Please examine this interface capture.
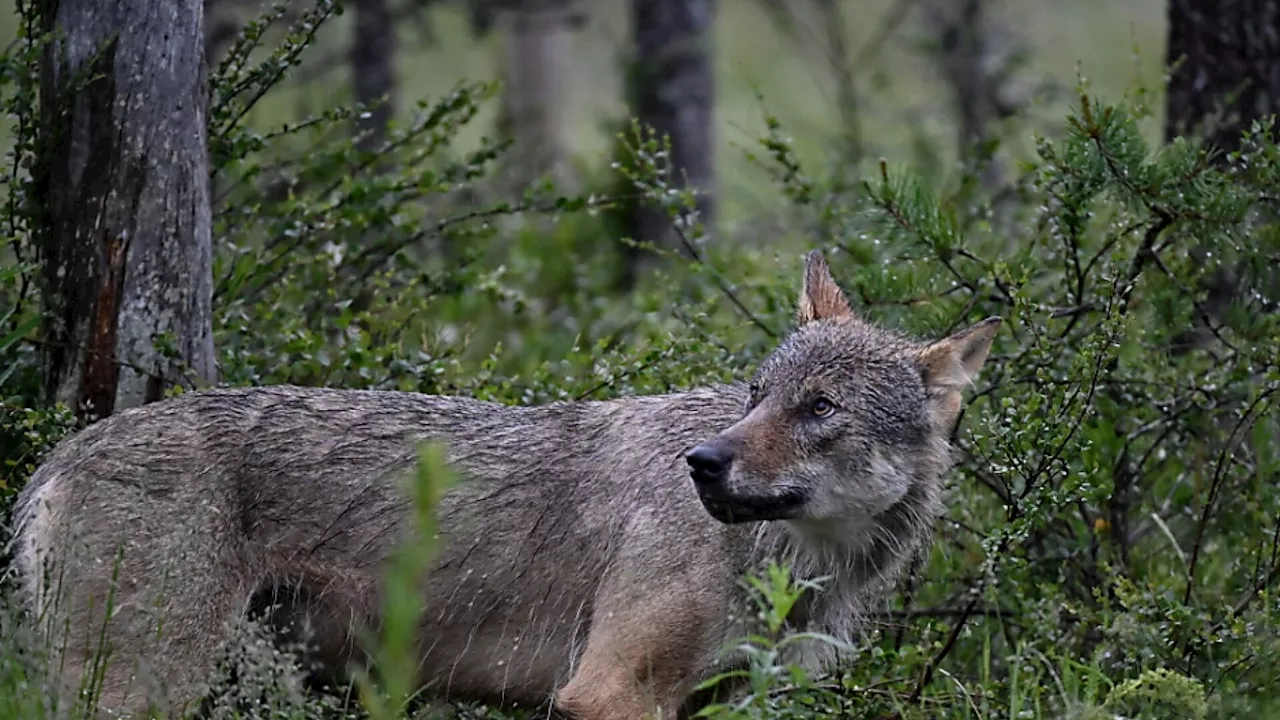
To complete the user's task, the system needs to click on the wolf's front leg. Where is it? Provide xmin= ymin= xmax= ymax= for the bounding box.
xmin=552 ymin=572 xmax=721 ymax=720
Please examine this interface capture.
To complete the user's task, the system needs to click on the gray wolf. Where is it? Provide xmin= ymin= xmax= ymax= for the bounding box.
xmin=9 ymin=250 xmax=999 ymax=719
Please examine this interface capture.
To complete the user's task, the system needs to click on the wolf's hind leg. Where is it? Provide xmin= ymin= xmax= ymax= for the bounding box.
xmin=25 ymin=493 xmax=253 ymax=718
xmin=35 ymin=558 xmax=250 ymax=719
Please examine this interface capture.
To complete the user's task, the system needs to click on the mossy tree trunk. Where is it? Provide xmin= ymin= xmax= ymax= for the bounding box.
xmin=35 ymin=0 xmax=217 ymax=422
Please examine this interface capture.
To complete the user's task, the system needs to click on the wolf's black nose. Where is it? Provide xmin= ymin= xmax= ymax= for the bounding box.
xmin=686 ymin=443 xmax=734 ymax=484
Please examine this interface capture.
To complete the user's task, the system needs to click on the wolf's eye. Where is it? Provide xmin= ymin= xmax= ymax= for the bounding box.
xmin=811 ymin=397 xmax=837 ymax=418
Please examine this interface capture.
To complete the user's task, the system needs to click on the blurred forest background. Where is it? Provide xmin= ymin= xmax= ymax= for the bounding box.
xmin=205 ymin=0 xmax=1167 ymax=221
xmin=1 ymin=0 xmax=1279 ymax=719
xmin=189 ymin=0 xmax=1167 ymax=221
xmin=0 ymin=0 xmax=1168 ymax=225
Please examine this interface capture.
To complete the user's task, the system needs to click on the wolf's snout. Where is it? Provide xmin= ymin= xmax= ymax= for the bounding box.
xmin=686 ymin=443 xmax=734 ymax=485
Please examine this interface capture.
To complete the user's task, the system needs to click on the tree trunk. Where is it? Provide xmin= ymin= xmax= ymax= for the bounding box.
xmin=924 ymin=0 xmax=1024 ymax=190
xmin=35 ymin=0 xmax=217 ymax=422
xmin=1164 ymin=0 xmax=1280 ymax=154
xmin=496 ymin=0 xmax=575 ymax=190
xmin=203 ymin=0 xmax=241 ymax=71
xmin=628 ymin=0 xmax=716 ymax=265
xmin=812 ymin=0 xmax=861 ymax=162
xmin=351 ymin=0 xmax=397 ymax=152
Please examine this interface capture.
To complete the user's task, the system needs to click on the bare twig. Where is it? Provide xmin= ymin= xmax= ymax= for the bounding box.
xmin=21 ymin=335 xmax=198 ymax=396
xmin=668 ymin=212 xmax=778 ymax=339
xmin=1183 ymin=386 xmax=1279 ymax=606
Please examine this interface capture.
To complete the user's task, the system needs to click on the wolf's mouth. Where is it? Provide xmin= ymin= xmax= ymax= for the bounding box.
xmin=695 ymin=489 xmax=808 ymax=524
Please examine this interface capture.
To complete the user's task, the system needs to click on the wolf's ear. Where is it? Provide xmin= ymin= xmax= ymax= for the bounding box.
xmin=917 ymin=317 xmax=1001 ymax=427
xmin=796 ymin=250 xmax=854 ymax=326
xmin=919 ymin=317 xmax=1001 ymax=389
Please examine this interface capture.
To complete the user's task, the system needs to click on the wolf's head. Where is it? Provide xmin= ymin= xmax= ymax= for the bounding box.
xmin=686 ymin=251 xmax=999 ymax=544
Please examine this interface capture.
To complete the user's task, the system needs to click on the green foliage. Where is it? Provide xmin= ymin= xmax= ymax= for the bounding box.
xmin=1 ymin=1 xmax=1279 ymax=719
xmin=694 ymin=565 xmax=856 ymax=720
xmin=1102 ymin=668 xmax=1207 ymax=720
xmin=791 ymin=89 xmax=1280 ymax=719
xmin=0 ymin=400 xmax=73 ymax=500
xmin=0 ymin=0 xmax=65 ymax=503
xmin=354 ymin=442 xmax=457 ymax=720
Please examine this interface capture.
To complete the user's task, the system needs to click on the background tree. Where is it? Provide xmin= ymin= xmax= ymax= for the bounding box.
xmin=923 ymin=0 xmax=1026 ymax=189
xmin=753 ymin=0 xmax=864 ymax=170
xmin=494 ymin=0 xmax=580 ymax=190
xmin=1163 ymin=0 xmax=1280 ymax=353
xmin=1164 ymin=0 xmax=1280 ymax=156
xmin=626 ymin=0 xmax=716 ymax=270
xmin=34 ymin=0 xmax=216 ymax=422
xmin=352 ymin=0 xmax=397 ymax=151
xmin=204 ymin=0 xmax=240 ymax=69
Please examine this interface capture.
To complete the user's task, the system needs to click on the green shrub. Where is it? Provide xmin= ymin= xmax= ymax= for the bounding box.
xmin=1103 ymin=668 xmax=1208 ymax=720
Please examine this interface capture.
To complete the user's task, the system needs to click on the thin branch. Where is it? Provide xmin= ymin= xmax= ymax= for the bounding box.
xmin=1183 ymin=386 xmax=1278 ymax=606
xmin=667 ymin=208 xmax=778 ymax=338
xmin=909 ymin=590 xmax=981 ymax=703
xmin=21 ymin=335 xmax=198 ymax=394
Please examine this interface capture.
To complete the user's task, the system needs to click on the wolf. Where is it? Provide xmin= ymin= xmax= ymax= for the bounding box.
xmin=8 ymin=251 xmax=999 ymax=719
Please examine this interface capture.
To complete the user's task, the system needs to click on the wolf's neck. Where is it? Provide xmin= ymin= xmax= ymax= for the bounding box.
xmin=748 ymin=524 xmax=882 ymax=636
xmin=746 ymin=490 xmax=937 ymax=643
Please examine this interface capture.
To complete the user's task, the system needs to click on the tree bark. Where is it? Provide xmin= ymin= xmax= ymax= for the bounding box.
xmin=628 ymin=0 xmax=716 ymax=263
xmin=351 ymin=0 xmax=397 ymax=152
xmin=35 ymin=0 xmax=216 ymax=422
xmin=1164 ymin=0 xmax=1280 ymax=154
xmin=496 ymin=0 xmax=575 ymax=189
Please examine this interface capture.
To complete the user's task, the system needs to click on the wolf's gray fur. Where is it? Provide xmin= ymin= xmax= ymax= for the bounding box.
xmin=9 ymin=251 xmax=999 ymax=719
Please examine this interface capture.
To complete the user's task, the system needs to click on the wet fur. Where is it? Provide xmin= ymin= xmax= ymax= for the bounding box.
xmin=8 ymin=252 xmax=997 ymax=719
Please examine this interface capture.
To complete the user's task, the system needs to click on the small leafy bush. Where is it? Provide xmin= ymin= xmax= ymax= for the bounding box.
xmin=1103 ymin=668 xmax=1207 ymax=720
